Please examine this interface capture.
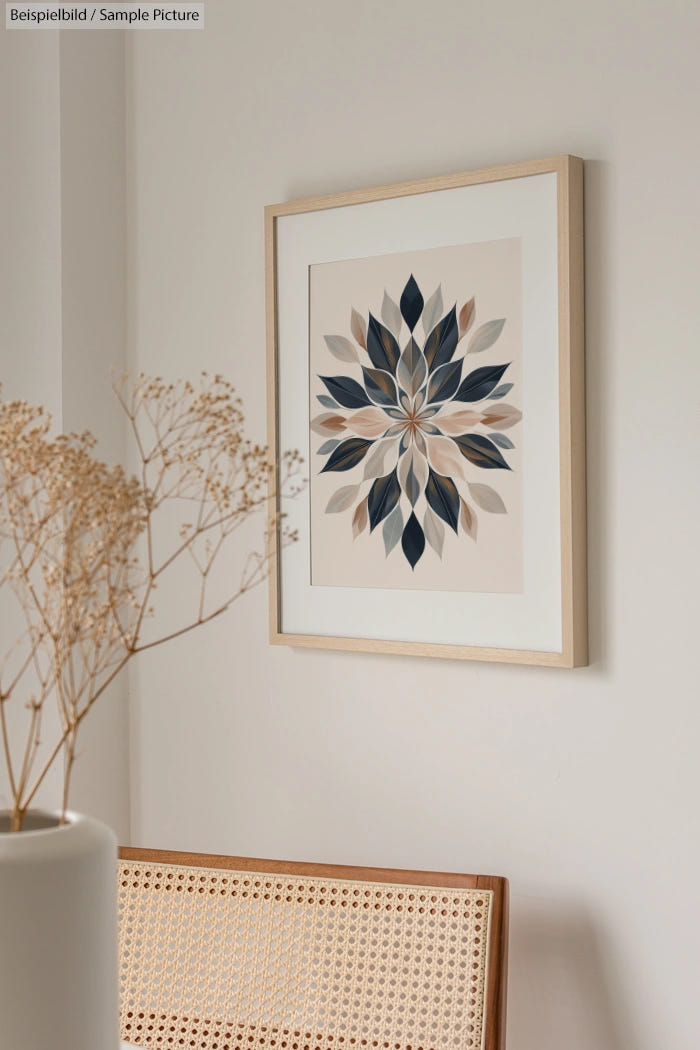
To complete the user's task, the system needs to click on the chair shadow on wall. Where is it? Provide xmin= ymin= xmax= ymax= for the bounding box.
xmin=508 ymin=899 xmax=634 ymax=1050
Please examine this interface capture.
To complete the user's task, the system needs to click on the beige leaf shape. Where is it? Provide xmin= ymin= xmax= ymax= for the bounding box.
xmin=397 ymin=447 xmax=429 ymax=498
xmin=460 ymin=498 xmax=478 ymax=540
xmin=425 ymin=434 xmax=467 ymax=480
xmin=422 ymin=285 xmax=443 ymax=337
xmin=352 ymin=495 xmax=369 ymax=537
xmin=326 ymin=484 xmax=360 ymax=514
xmin=414 ymin=429 xmax=427 ymax=457
xmin=481 ymin=403 xmax=522 ymax=430
xmin=310 ymin=412 xmax=346 ymax=436
xmin=351 ymin=308 xmax=367 ymax=350
xmin=324 ymin=334 xmax=359 ymax=364
xmin=458 ymin=297 xmax=475 ymax=338
xmin=381 ymin=291 xmax=402 ymax=340
xmin=363 ymin=437 xmax=399 ymax=480
xmin=469 ymin=482 xmax=507 ymax=514
xmin=346 ymin=407 xmax=391 ymax=439
xmin=433 ymin=408 xmax=482 ymax=435
xmin=423 ymin=506 xmax=445 ymax=557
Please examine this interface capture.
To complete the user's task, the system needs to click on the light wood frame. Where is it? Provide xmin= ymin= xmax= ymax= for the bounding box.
xmin=119 ymin=848 xmax=509 ymax=1050
xmin=266 ymin=156 xmax=586 ymax=667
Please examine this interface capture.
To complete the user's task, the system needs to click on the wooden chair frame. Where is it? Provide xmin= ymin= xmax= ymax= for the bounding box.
xmin=119 ymin=849 xmax=508 ymax=1050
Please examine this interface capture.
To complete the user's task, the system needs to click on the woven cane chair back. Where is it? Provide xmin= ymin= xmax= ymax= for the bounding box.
xmin=118 ymin=850 xmax=508 ymax=1050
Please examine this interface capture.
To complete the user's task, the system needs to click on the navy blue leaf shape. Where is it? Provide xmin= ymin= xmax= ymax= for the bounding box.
xmin=317 ymin=394 xmax=339 ymax=409
xmin=320 ymin=375 xmax=371 ymax=409
xmin=362 ymin=367 xmax=398 ymax=407
xmin=366 ymin=314 xmax=400 ymax=374
xmin=400 ymin=275 xmax=424 ymax=332
xmin=455 ymin=363 xmax=510 ymax=402
xmin=424 ymin=306 xmax=458 ymax=372
xmin=401 ymin=511 xmax=426 ymax=569
xmin=321 ymin=437 xmax=373 ymax=473
xmin=425 ymin=468 xmax=460 ymax=532
xmin=453 ymin=433 xmax=511 ymax=470
xmin=368 ymin=469 xmax=401 ymax=531
xmin=427 ymin=359 xmax=463 ymax=404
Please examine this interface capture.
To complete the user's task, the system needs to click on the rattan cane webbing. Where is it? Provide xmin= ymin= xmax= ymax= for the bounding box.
xmin=118 ymin=860 xmax=493 ymax=1050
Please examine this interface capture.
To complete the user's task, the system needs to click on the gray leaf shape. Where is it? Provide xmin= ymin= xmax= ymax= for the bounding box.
xmin=422 ymin=285 xmax=443 ymax=336
xmin=423 ymin=506 xmax=445 ymax=557
xmin=317 ymin=438 xmax=341 ymax=455
xmin=382 ymin=504 xmax=404 ymax=556
xmin=381 ymin=291 xmax=403 ymax=340
xmin=468 ymin=482 xmax=507 ymax=513
xmin=396 ymin=338 xmax=427 ymax=398
xmin=317 ymin=394 xmax=339 ymax=410
xmin=467 ymin=319 xmax=506 ymax=355
xmin=363 ymin=438 xmax=397 ymax=479
xmin=324 ymin=334 xmax=360 ymax=364
xmin=489 ymin=382 xmax=513 ymax=400
xmin=490 ymin=433 xmax=515 ymax=450
xmin=325 ymin=483 xmax=360 ymax=514
xmin=400 ymin=392 xmax=411 ymax=413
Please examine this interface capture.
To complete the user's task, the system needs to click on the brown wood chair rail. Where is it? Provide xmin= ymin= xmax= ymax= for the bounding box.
xmin=118 ymin=849 xmax=508 ymax=1050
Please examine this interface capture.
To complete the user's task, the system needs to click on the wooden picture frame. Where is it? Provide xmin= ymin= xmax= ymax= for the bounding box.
xmin=266 ymin=155 xmax=586 ymax=667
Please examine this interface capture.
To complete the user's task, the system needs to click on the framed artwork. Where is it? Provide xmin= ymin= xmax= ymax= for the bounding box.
xmin=265 ymin=155 xmax=586 ymax=667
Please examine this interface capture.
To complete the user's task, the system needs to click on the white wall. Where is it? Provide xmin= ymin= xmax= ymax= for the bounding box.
xmin=4 ymin=1 xmax=698 ymax=1048
xmin=58 ymin=32 xmax=131 ymax=838
xmin=126 ymin=3 xmax=700 ymax=1048
xmin=0 ymin=30 xmax=64 ymax=814
xmin=0 ymin=29 xmax=130 ymax=838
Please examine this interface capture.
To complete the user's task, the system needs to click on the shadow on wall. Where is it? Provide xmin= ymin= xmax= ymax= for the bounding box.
xmin=507 ymin=897 xmax=633 ymax=1050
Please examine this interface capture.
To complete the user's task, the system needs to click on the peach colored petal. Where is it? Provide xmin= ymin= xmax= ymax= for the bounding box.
xmin=434 ymin=409 xmax=483 ymax=435
xmin=310 ymin=412 xmax=347 ymax=436
xmin=425 ymin=434 xmax=468 ymax=480
xmin=481 ymin=403 xmax=522 ymax=430
xmin=458 ymin=298 xmax=475 ymax=338
xmin=346 ymin=407 xmax=392 ymax=439
xmin=460 ymin=498 xmax=478 ymax=540
xmin=352 ymin=495 xmax=368 ymax=537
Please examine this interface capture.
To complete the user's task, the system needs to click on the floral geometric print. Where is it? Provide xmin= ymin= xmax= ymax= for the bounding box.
xmin=311 ymin=272 xmax=522 ymax=572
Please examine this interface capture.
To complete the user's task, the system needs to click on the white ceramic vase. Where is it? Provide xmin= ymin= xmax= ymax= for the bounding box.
xmin=0 ymin=809 xmax=119 ymax=1050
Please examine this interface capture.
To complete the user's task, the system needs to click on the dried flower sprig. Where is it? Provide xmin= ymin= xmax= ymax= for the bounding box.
xmin=0 ymin=374 xmax=304 ymax=831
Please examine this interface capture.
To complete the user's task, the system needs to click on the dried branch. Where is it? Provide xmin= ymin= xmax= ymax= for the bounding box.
xmin=0 ymin=374 xmax=304 ymax=831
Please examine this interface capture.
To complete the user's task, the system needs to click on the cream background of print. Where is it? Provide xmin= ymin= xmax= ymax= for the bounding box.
xmin=118 ymin=861 xmax=493 ymax=1050
xmin=308 ymin=239 xmax=523 ymax=595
